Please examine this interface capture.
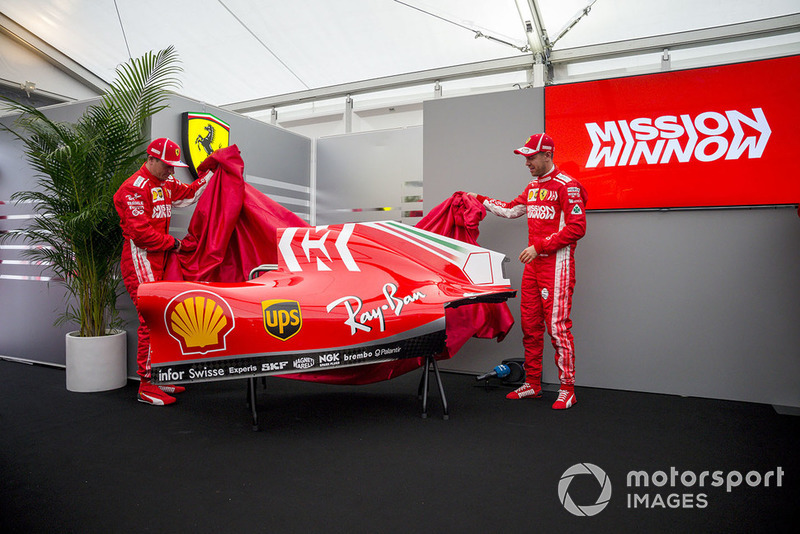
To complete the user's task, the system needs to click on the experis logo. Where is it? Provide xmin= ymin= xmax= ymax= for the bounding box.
xmin=585 ymin=108 xmax=771 ymax=168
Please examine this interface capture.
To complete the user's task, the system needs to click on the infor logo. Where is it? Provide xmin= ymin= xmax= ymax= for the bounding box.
xmin=558 ymin=463 xmax=612 ymax=516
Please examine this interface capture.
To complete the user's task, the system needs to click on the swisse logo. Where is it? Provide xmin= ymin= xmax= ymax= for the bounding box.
xmin=262 ymin=299 xmax=302 ymax=341
xmin=585 ymin=108 xmax=771 ymax=168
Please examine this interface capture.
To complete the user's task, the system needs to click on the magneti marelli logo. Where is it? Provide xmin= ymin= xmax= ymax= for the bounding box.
xmin=558 ymin=463 xmax=612 ymax=516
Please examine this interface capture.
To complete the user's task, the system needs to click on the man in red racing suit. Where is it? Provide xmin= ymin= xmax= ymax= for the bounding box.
xmin=113 ymin=137 xmax=208 ymax=406
xmin=470 ymin=133 xmax=587 ymax=410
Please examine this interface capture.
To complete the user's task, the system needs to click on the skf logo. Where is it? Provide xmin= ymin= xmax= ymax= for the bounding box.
xmin=181 ymin=112 xmax=231 ymax=179
xmin=585 ymin=108 xmax=770 ymax=168
xmin=151 ymin=187 xmax=164 ymax=202
xmin=165 ymin=291 xmax=235 ymax=355
xmin=262 ymin=299 xmax=302 ymax=341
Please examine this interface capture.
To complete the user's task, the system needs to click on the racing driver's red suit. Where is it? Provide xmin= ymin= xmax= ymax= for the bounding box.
xmin=476 ymin=164 xmax=587 ymax=389
xmin=113 ymin=165 xmax=207 ymax=380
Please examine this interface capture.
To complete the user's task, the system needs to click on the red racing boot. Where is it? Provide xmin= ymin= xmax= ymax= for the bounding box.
xmin=158 ymin=384 xmax=186 ymax=394
xmin=138 ymin=381 xmax=176 ymax=406
xmin=552 ymin=387 xmax=576 ymax=410
xmin=506 ymin=382 xmax=543 ymax=399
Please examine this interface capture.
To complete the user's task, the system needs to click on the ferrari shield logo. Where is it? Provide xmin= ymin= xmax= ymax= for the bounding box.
xmin=181 ymin=112 xmax=231 ymax=179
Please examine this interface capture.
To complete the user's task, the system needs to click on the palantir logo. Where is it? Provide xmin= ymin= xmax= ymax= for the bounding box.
xmin=558 ymin=463 xmax=612 ymax=516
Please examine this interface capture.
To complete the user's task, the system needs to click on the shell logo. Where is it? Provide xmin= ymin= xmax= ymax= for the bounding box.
xmin=164 ymin=291 xmax=235 ymax=355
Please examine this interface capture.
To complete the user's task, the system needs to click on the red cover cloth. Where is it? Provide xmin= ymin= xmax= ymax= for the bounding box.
xmin=416 ymin=191 xmax=515 ymax=355
xmin=164 ymin=145 xmax=307 ymax=281
xmin=167 ymin=146 xmax=514 ymax=384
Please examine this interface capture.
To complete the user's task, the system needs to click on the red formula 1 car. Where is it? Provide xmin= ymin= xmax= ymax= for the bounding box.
xmin=137 ymin=220 xmax=515 ymax=390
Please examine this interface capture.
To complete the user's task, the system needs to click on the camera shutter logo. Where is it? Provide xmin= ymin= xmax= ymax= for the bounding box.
xmin=558 ymin=463 xmax=612 ymax=516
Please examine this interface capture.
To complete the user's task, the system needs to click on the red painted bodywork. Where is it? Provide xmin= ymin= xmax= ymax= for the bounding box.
xmin=137 ymin=220 xmax=515 ymax=384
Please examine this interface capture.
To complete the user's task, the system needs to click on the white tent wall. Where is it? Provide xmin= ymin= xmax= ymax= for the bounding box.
xmin=0 ymin=31 xmax=99 ymax=103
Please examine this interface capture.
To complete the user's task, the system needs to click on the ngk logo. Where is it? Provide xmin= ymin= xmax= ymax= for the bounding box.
xmin=585 ymin=108 xmax=771 ymax=168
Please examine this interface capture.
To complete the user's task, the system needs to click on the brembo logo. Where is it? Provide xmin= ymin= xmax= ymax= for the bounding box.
xmin=585 ymin=108 xmax=771 ymax=168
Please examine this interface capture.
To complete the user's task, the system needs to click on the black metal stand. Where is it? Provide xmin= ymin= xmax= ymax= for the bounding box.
xmin=246 ymin=377 xmax=259 ymax=431
xmin=417 ymin=353 xmax=449 ymax=420
xmin=245 ymin=354 xmax=451 ymax=429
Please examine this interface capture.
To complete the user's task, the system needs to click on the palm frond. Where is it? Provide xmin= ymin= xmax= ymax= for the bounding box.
xmin=0 ymin=47 xmax=182 ymax=336
xmin=102 ymin=45 xmax=183 ymax=134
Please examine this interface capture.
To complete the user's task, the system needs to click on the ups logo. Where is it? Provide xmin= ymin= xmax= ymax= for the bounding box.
xmin=262 ymin=299 xmax=302 ymax=341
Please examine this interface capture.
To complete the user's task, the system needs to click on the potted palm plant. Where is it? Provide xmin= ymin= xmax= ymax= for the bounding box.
xmin=1 ymin=46 xmax=183 ymax=391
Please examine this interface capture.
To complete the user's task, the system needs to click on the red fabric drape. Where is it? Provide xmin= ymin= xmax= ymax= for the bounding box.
xmin=164 ymin=145 xmax=307 ymax=282
xmin=416 ymin=191 xmax=515 ymax=355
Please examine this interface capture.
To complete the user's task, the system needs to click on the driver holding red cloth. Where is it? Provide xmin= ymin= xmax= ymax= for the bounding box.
xmin=469 ymin=133 xmax=587 ymax=409
xmin=114 ymin=138 xmax=208 ymax=406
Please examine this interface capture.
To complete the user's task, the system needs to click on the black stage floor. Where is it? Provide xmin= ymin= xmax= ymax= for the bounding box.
xmin=1 ymin=359 xmax=797 ymax=533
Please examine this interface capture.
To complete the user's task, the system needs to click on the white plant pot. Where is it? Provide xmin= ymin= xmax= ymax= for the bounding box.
xmin=66 ymin=329 xmax=128 ymax=392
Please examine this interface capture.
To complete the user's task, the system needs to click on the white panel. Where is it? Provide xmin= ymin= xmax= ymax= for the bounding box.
xmin=316 ymin=127 xmax=423 ymax=226
xmin=572 ymin=208 xmax=800 ymax=408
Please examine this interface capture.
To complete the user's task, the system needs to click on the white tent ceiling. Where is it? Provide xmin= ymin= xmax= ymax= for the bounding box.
xmin=1 ymin=0 xmax=799 ymax=108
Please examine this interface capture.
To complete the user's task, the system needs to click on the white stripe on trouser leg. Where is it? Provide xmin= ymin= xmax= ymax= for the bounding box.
xmin=146 ymin=345 xmax=152 ymax=380
xmin=551 ymin=246 xmax=574 ymax=384
xmin=130 ymin=240 xmax=155 ymax=284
